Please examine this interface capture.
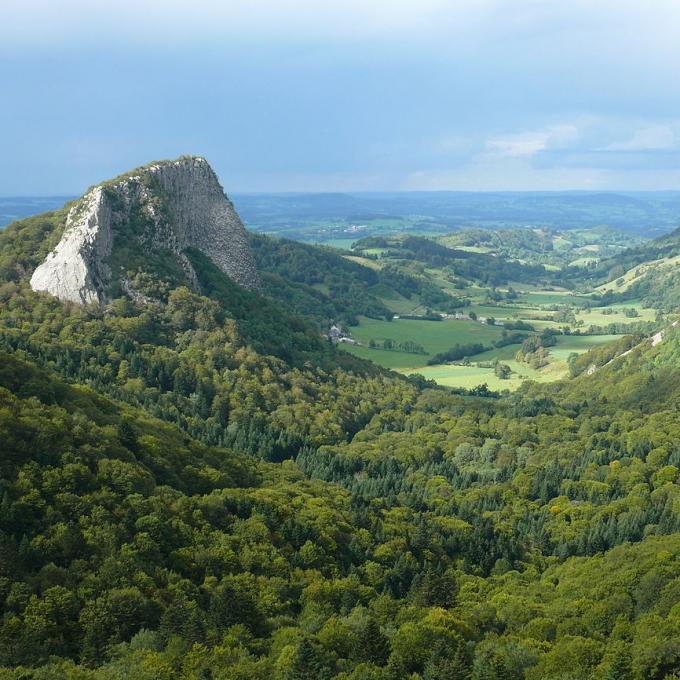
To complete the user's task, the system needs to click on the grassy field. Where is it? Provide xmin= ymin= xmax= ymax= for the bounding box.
xmin=401 ymin=362 xmax=551 ymax=391
xmin=343 ymin=319 xmax=624 ymax=392
xmin=514 ymin=291 xmax=592 ymax=306
xmin=343 ymin=255 xmax=382 ymax=271
xmin=394 ymin=333 xmax=620 ymax=391
xmin=340 ymin=344 xmax=429 ymax=369
xmin=466 ymin=302 xmax=550 ymax=321
xmin=315 ymin=238 xmax=357 ymax=250
xmin=549 ymin=334 xmax=619 ymax=361
xmin=334 ymin=250 xmax=659 ymax=392
xmin=575 ymin=303 xmax=656 ymax=327
xmin=349 ymin=316 xmax=506 ymax=355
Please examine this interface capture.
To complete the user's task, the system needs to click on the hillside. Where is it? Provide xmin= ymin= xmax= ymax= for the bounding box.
xmin=438 ymin=226 xmax=647 ymax=268
xmin=3 ymin=314 xmax=680 ymax=677
xmin=1 ymin=159 xmax=680 ymax=678
xmin=568 ymin=227 xmax=680 ymax=311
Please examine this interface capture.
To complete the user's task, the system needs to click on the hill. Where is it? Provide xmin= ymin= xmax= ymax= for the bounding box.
xmin=567 ymin=227 xmax=680 ymax=311
xmin=28 ymin=156 xmax=259 ymax=304
xmin=438 ymin=226 xmax=647 ymax=268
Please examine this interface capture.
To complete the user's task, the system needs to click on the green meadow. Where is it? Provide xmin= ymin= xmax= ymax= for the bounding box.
xmin=348 ymin=316 xmax=506 ymax=355
xmin=341 ymin=304 xmax=635 ymax=391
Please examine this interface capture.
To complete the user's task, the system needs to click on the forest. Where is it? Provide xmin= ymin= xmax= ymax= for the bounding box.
xmin=1 ymin=204 xmax=680 ymax=679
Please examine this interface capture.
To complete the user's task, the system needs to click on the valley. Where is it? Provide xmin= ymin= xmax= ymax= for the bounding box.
xmin=291 ymin=232 xmax=664 ymax=391
xmin=7 ymin=2 xmax=680 ymax=676
xmin=2 ymin=158 xmax=680 ymax=679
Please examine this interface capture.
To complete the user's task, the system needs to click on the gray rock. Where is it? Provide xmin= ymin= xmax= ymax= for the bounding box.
xmin=30 ymin=156 xmax=259 ymax=304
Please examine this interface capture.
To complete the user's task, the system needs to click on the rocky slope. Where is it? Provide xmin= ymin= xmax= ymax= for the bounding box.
xmin=30 ymin=156 xmax=259 ymax=303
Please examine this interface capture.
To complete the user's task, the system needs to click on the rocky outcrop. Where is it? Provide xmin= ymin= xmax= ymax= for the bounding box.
xmin=30 ymin=156 xmax=259 ymax=304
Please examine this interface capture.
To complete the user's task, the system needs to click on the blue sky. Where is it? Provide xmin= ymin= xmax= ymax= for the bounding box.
xmin=2 ymin=0 xmax=680 ymax=194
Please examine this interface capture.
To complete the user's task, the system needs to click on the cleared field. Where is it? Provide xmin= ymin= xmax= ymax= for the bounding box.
xmin=575 ymin=304 xmax=656 ymax=327
xmin=400 ymin=360 xmax=554 ymax=391
xmin=568 ymin=257 xmax=599 ymax=267
xmin=341 ymin=316 xmax=509 ymax=370
xmin=395 ymin=334 xmax=620 ymax=391
xmin=343 ymin=255 xmax=382 ymax=271
xmin=369 ymin=285 xmax=423 ymax=314
xmin=379 ymin=297 xmax=425 ymax=315
xmin=349 ymin=316 xmax=506 ymax=355
xmin=549 ymin=334 xmax=619 ymax=361
xmin=310 ymin=238 xmax=356 ymax=249
xmin=515 ymin=291 xmax=592 ymax=306
xmin=340 ymin=344 xmax=428 ymax=369
xmin=467 ymin=302 xmax=545 ymax=320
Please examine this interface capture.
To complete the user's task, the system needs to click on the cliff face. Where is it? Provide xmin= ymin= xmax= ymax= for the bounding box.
xmin=30 ymin=156 xmax=259 ymax=304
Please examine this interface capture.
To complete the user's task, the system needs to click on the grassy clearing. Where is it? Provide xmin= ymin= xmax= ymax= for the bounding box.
xmin=467 ymin=302 xmax=543 ymax=320
xmin=342 ymin=255 xmax=382 ymax=271
xmin=575 ymin=304 xmax=656 ymax=327
xmin=514 ymin=291 xmax=592 ymax=306
xmin=400 ymin=361 xmax=553 ymax=391
xmin=396 ymin=333 xmax=621 ymax=392
xmin=316 ymin=238 xmax=357 ymax=250
xmin=549 ymin=334 xmax=620 ymax=361
xmin=568 ymin=257 xmax=599 ymax=267
xmin=349 ymin=316 xmax=506 ymax=355
xmin=341 ymin=316 xmax=510 ymax=371
xmin=378 ymin=295 xmax=424 ymax=315
xmin=340 ymin=344 xmax=429 ymax=369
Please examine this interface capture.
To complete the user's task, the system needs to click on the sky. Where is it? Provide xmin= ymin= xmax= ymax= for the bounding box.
xmin=2 ymin=0 xmax=680 ymax=194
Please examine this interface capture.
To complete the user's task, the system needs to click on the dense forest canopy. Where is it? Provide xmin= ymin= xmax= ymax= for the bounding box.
xmin=1 ymin=205 xmax=680 ymax=679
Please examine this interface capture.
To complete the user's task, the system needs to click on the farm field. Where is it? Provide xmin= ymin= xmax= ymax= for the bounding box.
xmin=323 ymin=230 xmax=662 ymax=392
xmin=548 ymin=333 xmax=619 ymax=361
xmin=341 ymin=302 xmax=635 ymax=391
xmin=340 ymin=344 xmax=429 ymax=369
xmin=348 ymin=316 xmax=506 ymax=356
xmin=396 ymin=334 xmax=620 ymax=391
xmin=514 ymin=290 xmax=592 ymax=306
xmin=401 ymin=362 xmax=550 ymax=391
xmin=575 ymin=304 xmax=657 ymax=327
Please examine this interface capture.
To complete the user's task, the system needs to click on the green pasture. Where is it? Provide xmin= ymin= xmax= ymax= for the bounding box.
xmin=514 ymin=290 xmax=592 ymax=306
xmin=575 ymin=304 xmax=656 ymax=326
xmin=340 ymin=344 xmax=429 ymax=369
xmin=400 ymin=360 xmax=554 ymax=391
xmin=349 ymin=316 xmax=506 ymax=355
xmin=549 ymin=334 xmax=619 ymax=361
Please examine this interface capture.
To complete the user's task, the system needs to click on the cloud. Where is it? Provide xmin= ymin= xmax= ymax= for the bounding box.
xmin=400 ymin=158 xmax=609 ymax=191
xmin=485 ymin=124 xmax=580 ymax=158
xmin=4 ymin=1 xmax=680 ymax=192
xmin=0 ymin=0 xmax=501 ymax=48
xmin=3 ymin=0 xmax=680 ymax=50
xmin=605 ymin=125 xmax=678 ymax=151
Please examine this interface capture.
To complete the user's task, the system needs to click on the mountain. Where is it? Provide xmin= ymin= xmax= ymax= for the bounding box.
xmin=29 ymin=156 xmax=259 ymax=304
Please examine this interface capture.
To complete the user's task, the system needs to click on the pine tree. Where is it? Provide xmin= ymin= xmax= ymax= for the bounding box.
xmin=424 ymin=641 xmax=471 ymax=680
xmin=355 ymin=618 xmax=389 ymax=666
xmin=604 ymin=649 xmax=633 ymax=680
xmin=288 ymin=637 xmax=324 ymax=680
